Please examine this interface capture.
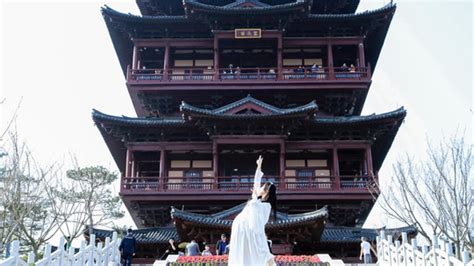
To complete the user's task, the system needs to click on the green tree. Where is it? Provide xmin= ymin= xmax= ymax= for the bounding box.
xmin=65 ymin=166 xmax=124 ymax=236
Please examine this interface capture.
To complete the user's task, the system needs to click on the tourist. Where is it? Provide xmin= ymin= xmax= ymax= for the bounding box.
xmin=163 ymin=238 xmax=179 ymax=258
xmin=119 ymin=228 xmax=137 ymax=266
xmin=311 ymin=63 xmax=318 ymax=73
xmin=216 ymin=234 xmax=228 ymax=255
xmin=359 ymin=237 xmax=377 ymax=264
xmin=64 ymin=236 xmax=71 ymax=251
xmin=186 ymin=240 xmax=201 ymax=256
xmin=349 ymin=64 xmax=356 ymax=72
xmin=202 ymin=245 xmax=213 ymax=256
xmin=341 ymin=63 xmax=349 ymax=72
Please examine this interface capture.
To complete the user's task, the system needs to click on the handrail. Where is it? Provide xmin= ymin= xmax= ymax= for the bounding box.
xmin=127 ymin=65 xmax=371 ymax=82
xmin=121 ymin=175 xmax=374 ymax=192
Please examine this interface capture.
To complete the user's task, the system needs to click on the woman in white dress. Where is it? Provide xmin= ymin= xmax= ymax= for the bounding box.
xmin=228 ymin=156 xmax=276 ymax=266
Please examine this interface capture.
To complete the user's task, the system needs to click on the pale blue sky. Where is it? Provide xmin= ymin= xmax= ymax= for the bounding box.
xmin=1 ymin=0 xmax=472 ymax=230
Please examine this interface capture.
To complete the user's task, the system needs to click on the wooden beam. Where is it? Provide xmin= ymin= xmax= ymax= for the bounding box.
xmin=286 ymin=141 xmax=369 ymax=150
xmin=213 ymin=136 xmax=285 ymax=144
xmin=213 ymin=35 xmax=219 ymax=80
xmin=283 ymin=37 xmax=363 ymax=46
xmin=127 ymin=142 xmax=212 ymax=151
xmin=134 ymin=38 xmax=213 ymax=47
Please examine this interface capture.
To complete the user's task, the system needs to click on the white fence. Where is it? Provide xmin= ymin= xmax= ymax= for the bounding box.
xmin=377 ymin=231 xmax=473 ymax=266
xmin=0 ymin=233 xmax=121 ymax=266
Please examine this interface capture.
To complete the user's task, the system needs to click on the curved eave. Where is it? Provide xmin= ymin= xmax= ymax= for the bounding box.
xmin=183 ymin=0 xmax=311 ymax=15
xmin=304 ymin=3 xmax=396 ymax=72
xmin=101 ymin=6 xmax=192 ymax=76
xmin=311 ymin=107 xmax=406 ymax=171
xmin=310 ymin=0 xmax=359 ymax=14
xmin=92 ymin=109 xmax=186 ymax=128
xmin=306 ymin=3 xmax=395 ymax=21
xmin=87 ymin=227 xmax=179 ymax=244
xmin=313 ymin=107 xmax=405 ymax=126
xmin=320 ymin=225 xmax=417 ymax=243
xmin=102 ymin=6 xmax=188 ymax=23
xmin=92 ymin=109 xmax=188 ymax=173
xmin=171 ymin=206 xmax=328 ymax=230
xmin=180 ymin=100 xmax=318 ymax=120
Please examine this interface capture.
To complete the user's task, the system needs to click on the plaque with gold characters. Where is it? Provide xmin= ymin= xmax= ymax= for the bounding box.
xmin=234 ymin=28 xmax=262 ymax=39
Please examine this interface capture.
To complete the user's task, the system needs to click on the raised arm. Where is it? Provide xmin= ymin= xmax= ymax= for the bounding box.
xmin=252 ymin=155 xmax=264 ymax=198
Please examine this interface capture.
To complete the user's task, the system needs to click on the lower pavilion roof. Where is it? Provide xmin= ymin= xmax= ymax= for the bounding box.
xmin=88 ymin=225 xmax=416 ymax=245
xmin=171 ymin=203 xmax=329 ymax=230
xmin=180 ymin=95 xmax=318 ymax=120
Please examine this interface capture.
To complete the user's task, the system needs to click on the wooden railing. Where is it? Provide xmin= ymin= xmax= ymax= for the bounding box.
xmin=377 ymin=231 xmax=473 ymax=266
xmin=121 ymin=175 xmax=376 ymax=193
xmin=127 ymin=66 xmax=371 ymax=83
xmin=0 ymin=234 xmax=121 ymax=266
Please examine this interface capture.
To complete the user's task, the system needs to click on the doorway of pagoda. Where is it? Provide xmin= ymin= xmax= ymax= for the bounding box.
xmin=218 ymin=144 xmax=280 ymax=190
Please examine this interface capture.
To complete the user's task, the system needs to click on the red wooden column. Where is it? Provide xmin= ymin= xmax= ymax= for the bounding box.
xmin=358 ymin=42 xmax=366 ymax=68
xmin=132 ymin=45 xmax=139 ymax=69
xmin=327 ymin=43 xmax=334 ymax=79
xmin=213 ymin=36 xmax=220 ymax=80
xmin=332 ymin=147 xmax=340 ymax=190
xmin=125 ymin=149 xmax=132 ymax=177
xmin=212 ymin=141 xmax=219 ymax=189
xmin=365 ymin=144 xmax=373 ymax=177
xmin=279 ymin=140 xmax=286 ymax=189
xmin=163 ymin=43 xmax=170 ymax=80
xmin=159 ymin=148 xmax=167 ymax=190
xmin=277 ymin=35 xmax=283 ymax=80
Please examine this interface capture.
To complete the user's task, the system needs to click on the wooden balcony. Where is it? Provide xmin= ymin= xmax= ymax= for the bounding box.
xmin=120 ymin=175 xmax=377 ymax=195
xmin=127 ymin=66 xmax=371 ymax=85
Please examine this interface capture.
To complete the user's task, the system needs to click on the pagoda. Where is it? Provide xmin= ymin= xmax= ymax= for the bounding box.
xmin=93 ymin=0 xmax=409 ymax=262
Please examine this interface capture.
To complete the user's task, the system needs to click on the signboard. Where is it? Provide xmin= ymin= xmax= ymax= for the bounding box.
xmin=234 ymin=28 xmax=262 ymax=39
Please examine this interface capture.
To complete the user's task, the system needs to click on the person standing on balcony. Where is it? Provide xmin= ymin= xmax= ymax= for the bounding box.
xmin=228 ymin=155 xmax=276 ymax=266
xmin=216 ymin=234 xmax=229 ymax=255
xmin=119 ymin=228 xmax=137 ymax=266
xmin=186 ymin=239 xmax=201 ymax=256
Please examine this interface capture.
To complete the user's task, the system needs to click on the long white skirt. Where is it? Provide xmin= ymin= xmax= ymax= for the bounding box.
xmin=228 ymin=199 xmax=275 ymax=266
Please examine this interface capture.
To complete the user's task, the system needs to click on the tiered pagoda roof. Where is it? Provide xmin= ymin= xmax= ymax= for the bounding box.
xmin=92 ymin=95 xmax=405 ymax=172
xmin=102 ymin=2 xmax=395 ymax=75
xmin=136 ymin=0 xmax=360 ymax=16
xmin=89 ymin=222 xmax=415 ymax=246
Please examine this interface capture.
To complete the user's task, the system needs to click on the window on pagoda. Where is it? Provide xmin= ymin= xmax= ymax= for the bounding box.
xmin=219 ymin=39 xmax=277 ymax=69
xmin=284 ymin=150 xmax=332 ymax=189
xmin=331 ymin=45 xmax=359 ymax=69
xmin=282 ymin=47 xmax=327 ymax=68
xmin=133 ymin=151 xmax=161 ymax=177
xmin=337 ymin=149 xmax=368 ymax=178
xmin=137 ymin=47 xmax=165 ymax=70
